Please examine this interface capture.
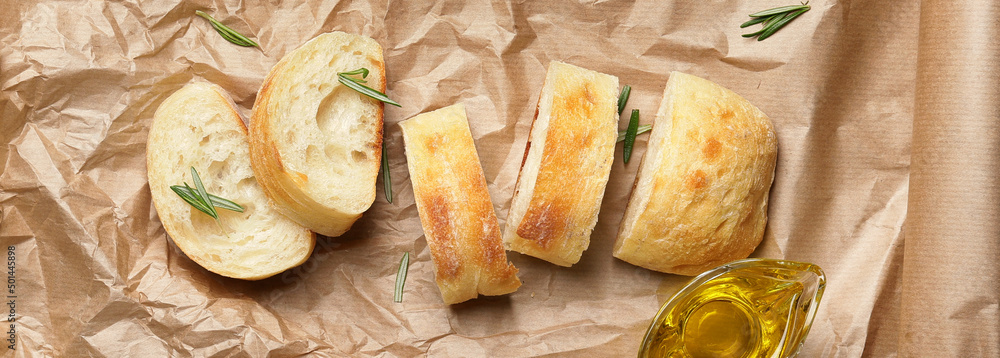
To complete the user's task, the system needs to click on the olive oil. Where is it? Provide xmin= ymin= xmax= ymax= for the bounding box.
xmin=639 ymin=259 xmax=825 ymax=358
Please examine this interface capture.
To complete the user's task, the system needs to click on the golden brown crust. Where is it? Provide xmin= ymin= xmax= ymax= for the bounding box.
xmin=400 ymin=103 xmax=521 ymax=304
xmin=613 ymin=72 xmax=777 ymax=276
xmin=422 ymin=194 xmax=461 ymax=279
xmin=504 ymin=62 xmax=619 ymax=266
xmin=518 ymin=80 xmax=605 ymax=244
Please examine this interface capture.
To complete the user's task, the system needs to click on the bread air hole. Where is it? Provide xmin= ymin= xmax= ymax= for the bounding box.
xmin=306 ymin=144 xmax=318 ymax=163
xmin=352 ymin=150 xmax=367 ymax=162
xmin=235 ymin=177 xmax=257 ymax=217
xmin=316 ymin=87 xmax=350 ymax=136
xmin=336 ymin=44 xmax=354 ymax=57
xmin=349 ymin=121 xmax=363 ymax=136
xmin=207 ymin=160 xmax=230 ymax=182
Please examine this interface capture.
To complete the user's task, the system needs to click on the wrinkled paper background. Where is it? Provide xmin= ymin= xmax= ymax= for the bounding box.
xmin=2 ymin=0 xmax=997 ymax=356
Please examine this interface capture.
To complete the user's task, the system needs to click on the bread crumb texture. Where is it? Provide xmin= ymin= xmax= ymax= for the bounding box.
xmin=249 ymin=32 xmax=385 ymax=237
xmin=147 ymin=82 xmax=314 ymax=280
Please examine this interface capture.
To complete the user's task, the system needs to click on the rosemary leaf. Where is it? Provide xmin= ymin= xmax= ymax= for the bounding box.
xmin=190 ymin=167 xmax=218 ymax=219
xmin=220 ymin=27 xmax=258 ymax=47
xmin=617 ymin=124 xmax=652 ymax=142
xmin=381 ymin=138 xmax=393 ymax=203
xmin=170 ymin=167 xmax=245 ymax=231
xmin=171 ymin=185 xmax=245 ymax=212
xmin=740 ymin=16 xmax=769 ymax=28
xmin=742 ymin=12 xmax=788 ymax=38
xmin=748 ymin=4 xmax=809 ymax=17
xmin=195 ymin=10 xmax=259 ymax=47
xmin=171 ymin=185 xmax=216 ymax=218
xmin=763 ymin=12 xmax=789 ymax=26
xmin=341 ymin=68 xmax=370 ymax=78
xmin=623 ymin=109 xmax=640 ymax=164
xmin=216 ymin=29 xmax=246 ymax=46
xmin=337 ymin=70 xmax=402 ymax=107
xmin=617 ymin=85 xmax=632 ymax=116
xmin=394 ymin=252 xmax=409 ymax=303
xmin=205 ymin=194 xmax=245 ymax=213
xmin=757 ymin=9 xmax=808 ymax=41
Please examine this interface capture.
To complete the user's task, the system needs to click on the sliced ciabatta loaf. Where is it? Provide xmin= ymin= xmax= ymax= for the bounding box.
xmin=613 ymin=72 xmax=777 ymax=276
xmin=400 ymin=103 xmax=521 ymax=304
xmin=503 ymin=61 xmax=619 ymax=267
xmin=147 ymin=82 xmax=315 ymax=280
xmin=249 ymin=32 xmax=385 ymax=237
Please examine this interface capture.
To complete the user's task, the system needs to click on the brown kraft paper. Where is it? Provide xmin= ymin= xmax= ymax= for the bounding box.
xmin=2 ymin=0 xmax=994 ymax=356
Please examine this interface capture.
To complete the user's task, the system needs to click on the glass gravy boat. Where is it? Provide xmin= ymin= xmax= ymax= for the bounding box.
xmin=638 ymin=259 xmax=826 ymax=358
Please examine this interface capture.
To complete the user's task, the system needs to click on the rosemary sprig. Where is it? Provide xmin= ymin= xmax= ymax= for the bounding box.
xmin=617 ymin=85 xmax=632 ymax=116
xmin=617 ymin=124 xmax=652 ymax=143
xmin=741 ymin=2 xmax=810 ymax=41
xmin=338 ymin=68 xmax=401 ymax=107
xmin=394 ymin=252 xmax=409 ymax=303
xmin=381 ymin=137 xmax=392 ymax=203
xmin=623 ymin=109 xmax=640 ymax=163
xmin=171 ymin=186 xmax=245 ymax=212
xmin=169 ymin=167 xmax=244 ymax=222
xmin=195 ymin=10 xmax=259 ymax=47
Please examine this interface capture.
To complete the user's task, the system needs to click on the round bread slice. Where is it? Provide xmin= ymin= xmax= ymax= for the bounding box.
xmin=147 ymin=82 xmax=315 ymax=280
xmin=249 ymin=32 xmax=385 ymax=237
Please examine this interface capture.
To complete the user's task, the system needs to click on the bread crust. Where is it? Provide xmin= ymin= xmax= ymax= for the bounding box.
xmin=503 ymin=62 xmax=619 ymax=266
xmin=249 ymin=32 xmax=385 ymax=237
xmin=147 ymin=82 xmax=315 ymax=280
xmin=400 ymin=103 xmax=521 ymax=304
xmin=613 ymin=72 xmax=777 ymax=276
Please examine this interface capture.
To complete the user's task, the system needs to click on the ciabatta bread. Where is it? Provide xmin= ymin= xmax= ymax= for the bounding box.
xmin=147 ymin=82 xmax=315 ymax=280
xmin=613 ymin=72 xmax=777 ymax=276
xmin=400 ymin=104 xmax=521 ymax=304
xmin=249 ymin=32 xmax=385 ymax=237
xmin=503 ymin=61 xmax=619 ymax=267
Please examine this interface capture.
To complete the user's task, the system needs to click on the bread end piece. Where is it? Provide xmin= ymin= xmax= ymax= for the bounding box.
xmin=147 ymin=82 xmax=315 ymax=280
xmin=249 ymin=31 xmax=385 ymax=237
xmin=613 ymin=72 xmax=777 ymax=276
xmin=401 ymin=103 xmax=521 ymax=304
xmin=503 ymin=61 xmax=620 ymax=267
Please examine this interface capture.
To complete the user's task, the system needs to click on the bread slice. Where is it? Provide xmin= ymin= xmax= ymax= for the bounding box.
xmin=147 ymin=82 xmax=315 ymax=280
xmin=613 ymin=72 xmax=777 ymax=276
xmin=248 ymin=32 xmax=385 ymax=237
xmin=503 ymin=61 xmax=619 ymax=267
xmin=400 ymin=103 xmax=521 ymax=304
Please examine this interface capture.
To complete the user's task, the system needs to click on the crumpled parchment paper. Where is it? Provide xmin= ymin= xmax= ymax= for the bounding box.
xmin=1 ymin=0 xmax=997 ymax=356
